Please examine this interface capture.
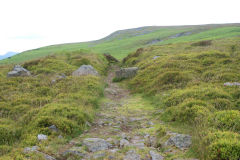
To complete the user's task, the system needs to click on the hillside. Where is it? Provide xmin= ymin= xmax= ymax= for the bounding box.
xmin=122 ymin=37 xmax=240 ymax=159
xmin=0 ymin=52 xmax=18 ymax=60
xmin=1 ymin=23 xmax=240 ymax=65
xmin=0 ymin=24 xmax=240 ymax=159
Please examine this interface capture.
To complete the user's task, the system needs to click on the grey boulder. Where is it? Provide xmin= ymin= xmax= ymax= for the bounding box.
xmin=150 ymin=150 xmax=164 ymax=160
xmin=23 ymin=146 xmax=56 ymax=160
xmin=115 ymin=67 xmax=138 ymax=79
xmin=83 ymin=138 xmax=111 ymax=152
xmin=72 ymin=65 xmax=99 ymax=76
xmin=165 ymin=134 xmax=191 ymax=150
xmin=38 ymin=134 xmax=48 ymax=141
xmin=7 ymin=65 xmax=31 ymax=77
xmin=124 ymin=150 xmax=140 ymax=160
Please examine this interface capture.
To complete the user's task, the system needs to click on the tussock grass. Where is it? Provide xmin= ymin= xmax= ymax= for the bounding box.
xmin=0 ymin=51 xmax=108 ymax=158
xmin=123 ymin=37 xmax=240 ymax=159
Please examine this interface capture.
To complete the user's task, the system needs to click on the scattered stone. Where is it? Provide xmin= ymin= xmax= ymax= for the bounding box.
xmin=24 ymin=146 xmax=39 ymax=153
xmin=92 ymin=153 xmax=106 ymax=159
xmin=224 ymin=82 xmax=240 ymax=86
xmin=129 ymin=117 xmax=144 ymax=122
xmin=115 ymin=67 xmax=138 ymax=79
xmin=24 ymin=146 xmax=56 ymax=160
xmin=148 ymin=121 xmax=154 ymax=126
xmin=131 ymin=136 xmax=145 ymax=149
xmin=51 ymin=73 xmax=66 ymax=84
xmin=44 ymin=154 xmax=56 ymax=160
xmin=120 ymin=139 xmax=130 ymax=148
xmin=121 ymin=133 xmax=130 ymax=140
xmin=48 ymin=125 xmax=58 ymax=132
xmin=83 ymin=138 xmax=111 ymax=152
xmin=124 ymin=150 xmax=140 ymax=160
xmin=153 ymin=56 xmax=160 ymax=60
xmin=7 ymin=65 xmax=31 ymax=77
xmin=38 ymin=134 xmax=47 ymax=141
xmin=62 ymin=147 xmax=86 ymax=157
xmin=165 ymin=134 xmax=191 ymax=150
xmin=149 ymin=150 xmax=164 ymax=160
xmin=109 ymin=149 xmax=119 ymax=153
xmin=104 ymin=54 xmax=119 ymax=63
xmin=108 ymin=155 xmax=116 ymax=160
xmin=72 ymin=65 xmax=99 ymax=76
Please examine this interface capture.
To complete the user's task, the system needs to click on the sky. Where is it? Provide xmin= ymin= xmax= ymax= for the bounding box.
xmin=0 ymin=0 xmax=239 ymax=55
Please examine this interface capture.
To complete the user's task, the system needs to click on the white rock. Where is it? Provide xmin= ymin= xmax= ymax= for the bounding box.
xmin=38 ymin=134 xmax=48 ymax=141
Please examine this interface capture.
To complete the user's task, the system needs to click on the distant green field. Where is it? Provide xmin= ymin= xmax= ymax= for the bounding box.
xmin=1 ymin=24 xmax=240 ymax=65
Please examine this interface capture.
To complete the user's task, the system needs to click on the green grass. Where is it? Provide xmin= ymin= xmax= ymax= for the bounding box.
xmin=0 ymin=51 xmax=108 ymax=159
xmin=1 ymin=24 xmax=240 ymax=65
xmin=122 ymin=36 xmax=240 ymax=159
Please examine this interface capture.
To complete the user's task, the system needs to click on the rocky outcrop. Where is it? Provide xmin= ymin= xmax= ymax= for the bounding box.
xmin=7 ymin=65 xmax=31 ymax=77
xmin=165 ymin=134 xmax=191 ymax=150
xmin=115 ymin=67 xmax=138 ymax=79
xmin=104 ymin=54 xmax=119 ymax=63
xmin=72 ymin=65 xmax=99 ymax=76
xmin=83 ymin=138 xmax=111 ymax=152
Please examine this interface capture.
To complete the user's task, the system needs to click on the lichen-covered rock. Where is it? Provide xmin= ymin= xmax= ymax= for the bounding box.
xmin=165 ymin=134 xmax=191 ymax=150
xmin=124 ymin=150 xmax=140 ymax=160
xmin=83 ymin=138 xmax=111 ymax=152
xmin=115 ymin=67 xmax=138 ymax=79
xmin=149 ymin=150 xmax=164 ymax=160
xmin=7 ymin=65 xmax=31 ymax=77
xmin=72 ymin=65 xmax=99 ymax=76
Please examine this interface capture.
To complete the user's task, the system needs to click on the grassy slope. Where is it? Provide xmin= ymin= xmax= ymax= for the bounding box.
xmin=122 ymin=37 xmax=240 ymax=159
xmin=0 ymin=51 xmax=108 ymax=159
xmin=1 ymin=24 xmax=240 ymax=65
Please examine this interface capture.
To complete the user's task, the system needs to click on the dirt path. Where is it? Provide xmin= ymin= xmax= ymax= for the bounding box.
xmin=57 ymin=65 xmax=193 ymax=160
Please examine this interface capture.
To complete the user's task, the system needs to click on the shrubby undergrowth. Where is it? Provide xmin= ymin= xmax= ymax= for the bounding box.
xmin=123 ymin=38 xmax=240 ymax=159
xmin=0 ymin=51 xmax=107 ymax=159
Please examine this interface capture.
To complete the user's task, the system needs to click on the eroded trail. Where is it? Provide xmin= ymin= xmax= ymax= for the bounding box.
xmin=58 ymin=65 xmax=192 ymax=160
